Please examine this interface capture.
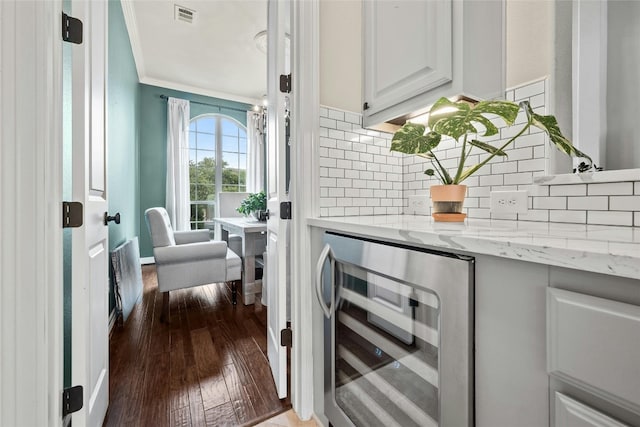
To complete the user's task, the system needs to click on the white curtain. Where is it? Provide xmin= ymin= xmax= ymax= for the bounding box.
xmin=165 ymin=97 xmax=190 ymax=231
xmin=246 ymin=110 xmax=265 ymax=193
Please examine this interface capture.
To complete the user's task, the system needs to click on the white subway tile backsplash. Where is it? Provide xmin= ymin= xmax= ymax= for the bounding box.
xmin=503 ymin=172 xmax=532 ymax=185
xmin=320 ymin=117 xmax=336 ymax=129
xmin=328 ymin=129 xmax=345 ymax=140
xmin=549 ymin=210 xmax=586 ymax=224
xmin=480 ymin=175 xmax=504 ymax=187
xmin=567 ymin=196 xmax=608 ymax=211
xmin=514 ymin=80 xmax=545 ymax=100
xmin=518 ymin=209 xmax=549 ymax=222
xmin=610 ymin=196 xmax=640 ymax=211
xmin=588 ymin=182 xmax=634 ymax=196
xmin=587 ymin=211 xmax=633 ymax=227
xmin=328 ymin=109 xmax=344 ymax=121
xmin=550 ymin=184 xmax=587 ymax=196
xmin=321 ymin=82 xmax=639 ymax=225
xmin=533 ymin=197 xmax=566 ymax=210
xmin=345 ymin=112 xmax=361 ymax=125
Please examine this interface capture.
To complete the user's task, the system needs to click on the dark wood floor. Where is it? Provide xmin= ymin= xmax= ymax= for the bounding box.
xmin=104 ymin=265 xmax=289 ymax=427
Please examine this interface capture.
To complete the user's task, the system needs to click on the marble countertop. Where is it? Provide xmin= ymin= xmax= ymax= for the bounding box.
xmin=307 ymin=215 xmax=640 ymax=280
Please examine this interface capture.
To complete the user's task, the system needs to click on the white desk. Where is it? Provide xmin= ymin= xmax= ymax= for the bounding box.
xmin=214 ymin=217 xmax=267 ymax=305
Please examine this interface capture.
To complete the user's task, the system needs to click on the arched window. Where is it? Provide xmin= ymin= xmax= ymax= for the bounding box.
xmin=189 ymin=114 xmax=247 ymax=229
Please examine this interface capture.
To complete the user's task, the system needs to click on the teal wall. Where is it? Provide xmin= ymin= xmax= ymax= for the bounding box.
xmin=138 ymin=84 xmax=251 ymax=257
xmin=107 ymin=0 xmax=141 ymax=312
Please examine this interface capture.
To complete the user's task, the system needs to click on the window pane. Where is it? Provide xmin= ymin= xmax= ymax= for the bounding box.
xmin=239 ymin=153 xmax=246 ymax=169
xmin=239 ymin=128 xmax=246 ymax=139
xmin=238 ymin=168 xmax=246 ymax=185
xmin=189 ymin=149 xmax=197 ymax=164
xmin=189 ymin=132 xmax=197 ymax=149
xmin=189 ymin=121 xmax=196 ymax=132
xmin=223 ymin=167 xmax=239 ymax=186
xmin=222 ymin=118 xmax=238 ymax=136
xmin=239 ymin=137 xmax=247 ymax=153
xmin=190 ymin=203 xmax=198 ymax=222
xmin=222 ymin=135 xmax=238 ymax=152
xmin=198 ymin=132 xmax=215 ymax=151
xmin=222 ymin=184 xmax=238 ymax=192
xmin=199 ymin=184 xmax=215 ymax=201
xmin=190 ymin=184 xmax=198 ymax=201
xmin=223 ymin=152 xmax=239 ymax=169
xmin=198 ymin=117 xmax=215 ymax=134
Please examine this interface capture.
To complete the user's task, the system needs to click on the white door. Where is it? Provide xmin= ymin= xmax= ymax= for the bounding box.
xmin=70 ymin=1 xmax=109 ymax=425
xmin=266 ymin=0 xmax=291 ymax=399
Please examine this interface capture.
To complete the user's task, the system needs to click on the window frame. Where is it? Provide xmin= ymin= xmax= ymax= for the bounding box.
xmin=189 ymin=113 xmax=247 ymax=230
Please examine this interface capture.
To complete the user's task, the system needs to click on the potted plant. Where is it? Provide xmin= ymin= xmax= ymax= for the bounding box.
xmin=390 ymin=97 xmax=592 ymax=221
xmin=236 ymin=191 xmax=267 ymax=221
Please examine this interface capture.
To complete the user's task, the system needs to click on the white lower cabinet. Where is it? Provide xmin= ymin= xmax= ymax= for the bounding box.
xmin=547 ymin=288 xmax=640 ymax=413
xmin=555 ymin=393 xmax=629 ymax=427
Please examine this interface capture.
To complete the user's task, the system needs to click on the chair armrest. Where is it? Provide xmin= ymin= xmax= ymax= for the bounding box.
xmin=174 ymin=229 xmax=211 ymax=245
xmin=154 ymin=241 xmax=227 ymax=264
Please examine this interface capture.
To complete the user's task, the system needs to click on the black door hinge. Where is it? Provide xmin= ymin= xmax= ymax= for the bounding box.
xmin=62 ymin=385 xmax=83 ymax=417
xmin=62 ymin=202 xmax=83 ymax=228
xmin=280 ymin=201 xmax=292 ymax=220
xmin=409 ymin=298 xmax=419 ymax=307
xmin=279 ymin=74 xmax=291 ymax=93
xmin=280 ymin=328 xmax=292 ymax=348
xmin=363 ymin=102 xmax=370 ymax=111
xmin=62 ymin=13 xmax=83 ymax=44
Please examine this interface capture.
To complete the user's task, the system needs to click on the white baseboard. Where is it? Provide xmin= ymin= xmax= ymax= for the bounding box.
xmin=140 ymin=256 xmax=155 ymax=265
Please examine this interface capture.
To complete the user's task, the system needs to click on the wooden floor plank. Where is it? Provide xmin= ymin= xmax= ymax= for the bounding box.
xmin=103 ymin=265 xmax=289 ymax=427
xmin=204 ymin=401 xmax=238 ymax=427
xmin=191 ymin=327 xmax=231 ymax=410
xmin=222 ymin=363 xmax=258 ymax=424
xmin=169 ymin=334 xmax=190 ymax=412
xmin=138 ymin=349 xmax=171 ymax=426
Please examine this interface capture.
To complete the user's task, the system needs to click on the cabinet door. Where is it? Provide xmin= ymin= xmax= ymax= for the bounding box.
xmin=547 ymin=288 xmax=640 ymax=412
xmin=555 ymin=393 xmax=629 ymax=427
xmin=363 ymin=0 xmax=452 ymax=117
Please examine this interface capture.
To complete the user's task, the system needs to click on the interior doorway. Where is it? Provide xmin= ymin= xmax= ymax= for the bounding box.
xmin=103 ymin=266 xmax=290 ymax=425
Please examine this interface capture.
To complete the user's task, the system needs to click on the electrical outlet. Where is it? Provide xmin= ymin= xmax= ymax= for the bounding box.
xmin=407 ymin=195 xmax=429 ymax=215
xmin=490 ymin=190 xmax=528 ymax=214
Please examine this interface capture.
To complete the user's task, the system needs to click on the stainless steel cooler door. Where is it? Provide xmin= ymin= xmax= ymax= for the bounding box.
xmin=318 ymin=233 xmax=474 ymax=427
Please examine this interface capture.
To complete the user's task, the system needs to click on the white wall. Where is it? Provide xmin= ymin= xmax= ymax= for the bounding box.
xmin=506 ymin=0 xmax=553 ymax=88
xmin=606 ymin=0 xmax=640 ymax=170
xmin=319 ymin=0 xmax=361 ymax=112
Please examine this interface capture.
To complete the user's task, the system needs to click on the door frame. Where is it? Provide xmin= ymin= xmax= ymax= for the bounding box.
xmin=0 ymin=0 xmax=320 ymax=424
xmin=289 ymin=0 xmax=319 ymax=420
xmin=0 ymin=0 xmax=64 ymax=425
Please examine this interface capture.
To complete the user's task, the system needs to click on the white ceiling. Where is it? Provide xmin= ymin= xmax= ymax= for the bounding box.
xmin=122 ymin=0 xmax=267 ymax=105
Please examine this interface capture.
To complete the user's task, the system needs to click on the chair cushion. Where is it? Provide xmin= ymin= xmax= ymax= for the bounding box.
xmin=174 ymin=229 xmax=210 ymax=245
xmin=226 ymin=248 xmax=242 ymax=281
xmin=145 ymin=207 xmax=176 ymax=247
xmin=154 ymin=241 xmax=228 ymax=264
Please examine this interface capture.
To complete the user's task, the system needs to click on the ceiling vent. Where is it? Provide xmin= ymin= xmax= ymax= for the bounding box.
xmin=174 ymin=5 xmax=195 ymax=24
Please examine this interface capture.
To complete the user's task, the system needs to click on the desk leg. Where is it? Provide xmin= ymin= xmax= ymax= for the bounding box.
xmin=242 ymin=234 xmax=256 ymax=305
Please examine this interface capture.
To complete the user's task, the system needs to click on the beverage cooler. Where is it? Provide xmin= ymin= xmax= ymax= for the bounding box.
xmin=315 ymin=232 xmax=475 ymax=427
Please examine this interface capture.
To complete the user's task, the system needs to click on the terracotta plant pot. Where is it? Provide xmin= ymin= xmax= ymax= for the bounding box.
xmin=430 ymin=184 xmax=467 ymax=222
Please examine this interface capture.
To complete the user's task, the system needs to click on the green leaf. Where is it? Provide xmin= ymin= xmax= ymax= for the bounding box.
xmin=468 ymin=139 xmax=508 ymax=157
xmin=521 ymin=101 xmax=593 ymax=166
xmin=390 ymin=122 xmax=442 ymax=154
xmin=428 ymin=97 xmax=520 ymax=140
xmin=424 ymin=169 xmax=435 ymax=176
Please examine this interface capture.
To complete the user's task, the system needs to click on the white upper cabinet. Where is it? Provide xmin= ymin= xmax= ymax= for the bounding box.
xmin=362 ymin=0 xmax=505 ymax=128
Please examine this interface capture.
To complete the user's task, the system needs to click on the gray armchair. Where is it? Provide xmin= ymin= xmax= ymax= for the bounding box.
xmin=144 ymin=207 xmax=242 ymax=321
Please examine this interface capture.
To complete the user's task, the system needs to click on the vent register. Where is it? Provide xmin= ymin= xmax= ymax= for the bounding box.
xmin=174 ymin=4 xmax=196 ymax=24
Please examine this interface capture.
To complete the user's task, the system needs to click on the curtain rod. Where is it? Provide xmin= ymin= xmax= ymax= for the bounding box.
xmin=159 ymin=94 xmax=252 ymax=114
